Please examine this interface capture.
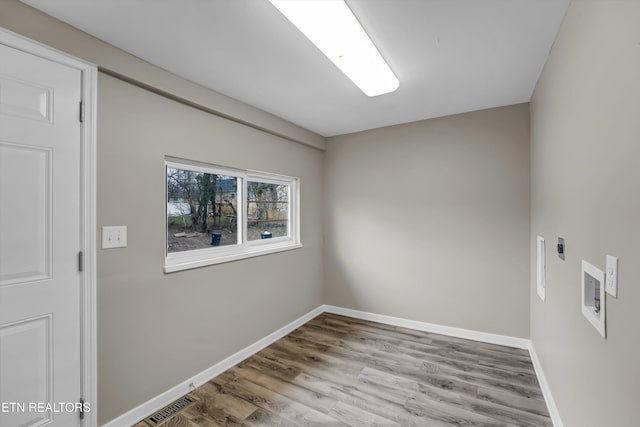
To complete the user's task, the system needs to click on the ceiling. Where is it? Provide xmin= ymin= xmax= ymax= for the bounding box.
xmin=23 ymin=0 xmax=570 ymax=137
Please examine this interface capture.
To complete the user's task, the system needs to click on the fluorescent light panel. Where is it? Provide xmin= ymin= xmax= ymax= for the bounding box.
xmin=269 ymin=0 xmax=399 ymax=97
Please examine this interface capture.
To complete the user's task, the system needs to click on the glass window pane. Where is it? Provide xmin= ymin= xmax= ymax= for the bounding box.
xmin=247 ymin=181 xmax=289 ymax=241
xmin=167 ymin=167 xmax=238 ymax=253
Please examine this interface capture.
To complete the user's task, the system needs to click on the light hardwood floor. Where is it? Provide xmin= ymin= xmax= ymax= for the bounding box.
xmin=134 ymin=313 xmax=551 ymax=426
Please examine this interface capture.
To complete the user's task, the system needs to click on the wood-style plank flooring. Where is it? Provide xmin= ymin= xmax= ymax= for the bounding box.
xmin=133 ymin=313 xmax=551 ymax=426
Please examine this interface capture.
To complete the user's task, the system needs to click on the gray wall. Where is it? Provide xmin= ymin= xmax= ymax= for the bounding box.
xmin=325 ymin=105 xmax=531 ymax=338
xmin=0 ymin=2 xmax=325 ymax=424
xmin=530 ymin=1 xmax=640 ymax=426
xmin=96 ymin=75 xmax=324 ymax=424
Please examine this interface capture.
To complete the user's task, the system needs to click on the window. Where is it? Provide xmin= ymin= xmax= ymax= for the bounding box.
xmin=165 ymin=157 xmax=300 ymax=272
xmin=247 ymin=180 xmax=289 ymax=241
xmin=167 ymin=169 xmax=240 ymax=252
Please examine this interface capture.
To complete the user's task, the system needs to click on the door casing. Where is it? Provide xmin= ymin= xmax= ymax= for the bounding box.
xmin=0 ymin=26 xmax=97 ymax=427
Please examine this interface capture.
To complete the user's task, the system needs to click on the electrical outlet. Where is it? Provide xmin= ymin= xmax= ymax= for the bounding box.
xmin=102 ymin=226 xmax=127 ymax=249
xmin=605 ymin=255 xmax=618 ymax=298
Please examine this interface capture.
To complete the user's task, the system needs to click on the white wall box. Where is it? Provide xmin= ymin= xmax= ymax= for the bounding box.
xmin=536 ymin=236 xmax=546 ymax=301
xmin=581 ymin=260 xmax=606 ymax=338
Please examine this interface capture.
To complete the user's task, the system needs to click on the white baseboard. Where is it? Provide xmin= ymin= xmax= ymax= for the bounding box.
xmin=102 ymin=305 xmax=324 ymax=427
xmin=528 ymin=343 xmax=564 ymax=427
xmin=322 ymin=305 xmax=530 ymax=350
xmin=103 ymin=304 xmax=563 ymax=427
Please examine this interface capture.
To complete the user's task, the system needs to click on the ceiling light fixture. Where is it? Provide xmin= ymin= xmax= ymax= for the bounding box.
xmin=269 ymin=0 xmax=399 ymax=97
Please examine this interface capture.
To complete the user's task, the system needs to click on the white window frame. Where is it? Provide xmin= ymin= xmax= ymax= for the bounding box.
xmin=165 ymin=157 xmax=301 ymax=273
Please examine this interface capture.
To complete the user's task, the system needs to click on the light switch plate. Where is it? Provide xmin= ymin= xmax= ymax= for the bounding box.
xmin=102 ymin=226 xmax=127 ymax=249
xmin=605 ymin=255 xmax=618 ymax=297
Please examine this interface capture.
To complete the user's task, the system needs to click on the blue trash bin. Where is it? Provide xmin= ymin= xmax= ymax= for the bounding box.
xmin=211 ymin=231 xmax=222 ymax=246
xmin=261 ymin=231 xmax=272 ymax=239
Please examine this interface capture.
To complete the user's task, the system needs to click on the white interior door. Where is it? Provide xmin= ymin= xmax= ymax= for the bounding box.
xmin=0 ymin=42 xmax=83 ymax=427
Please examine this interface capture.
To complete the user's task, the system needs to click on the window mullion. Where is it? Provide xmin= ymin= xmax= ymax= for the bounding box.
xmin=241 ymin=176 xmax=248 ymax=246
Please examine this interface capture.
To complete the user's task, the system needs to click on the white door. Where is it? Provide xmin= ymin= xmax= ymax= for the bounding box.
xmin=0 ymin=43 xmax=83 ymax=427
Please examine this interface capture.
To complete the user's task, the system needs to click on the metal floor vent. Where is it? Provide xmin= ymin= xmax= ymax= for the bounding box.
xmin=144 ymin=394 xmax=197 ymax=426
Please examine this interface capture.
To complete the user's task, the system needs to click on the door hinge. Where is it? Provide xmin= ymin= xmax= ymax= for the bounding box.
xmin=78 ymin=251 xmax=84 ymax=273
xmin=79 ymin=100 xmax=84 ymax=123
xmin=79 ymin=398 xmax=85 ymax=420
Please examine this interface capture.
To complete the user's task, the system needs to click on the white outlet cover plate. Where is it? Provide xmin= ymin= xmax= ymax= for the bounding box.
xmin=605 ymin=255 xmax=618 ymax=298
xmin=102 ymin=226 xmax=127 ymax=249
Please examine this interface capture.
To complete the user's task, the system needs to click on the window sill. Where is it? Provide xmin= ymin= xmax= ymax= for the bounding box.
xmin=164 ymin=241 xmax=303 ymax=273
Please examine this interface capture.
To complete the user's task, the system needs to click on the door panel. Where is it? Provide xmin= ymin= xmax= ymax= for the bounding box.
xmin=0 ymin=75 xmax=53 ymax=123
xmin=0 ymin=142 xmax=52 ymax=286
xmin=0 ymin=42 xmax=82 ymax=427
xmin=0 ymin=315 xmax=52 ymax=427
